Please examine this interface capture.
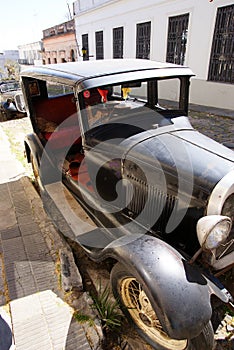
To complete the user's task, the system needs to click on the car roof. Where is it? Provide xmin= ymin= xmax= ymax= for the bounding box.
xmin=20 ymin=59 xmax=194 ymax=90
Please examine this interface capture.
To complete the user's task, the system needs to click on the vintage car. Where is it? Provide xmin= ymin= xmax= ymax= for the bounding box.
xmin=20 ymin=59 xmax=233 ymax=350
xmin=0 ymin=80 xmax=26 ymax=120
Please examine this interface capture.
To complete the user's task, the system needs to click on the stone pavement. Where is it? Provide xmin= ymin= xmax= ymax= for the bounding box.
xmin=0 ymin=126 xmax=102 ymax=349
xmin=188 ymin=107 xmax=234 ymax=146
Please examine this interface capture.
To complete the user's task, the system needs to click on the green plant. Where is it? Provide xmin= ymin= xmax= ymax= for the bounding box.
xmin=223 ymin=305 xmax=234 ymax=317
xmin=73 ymin=311 xmax=94 ymax=326
xmin=92 ymin=282 xmax=123 ymax=331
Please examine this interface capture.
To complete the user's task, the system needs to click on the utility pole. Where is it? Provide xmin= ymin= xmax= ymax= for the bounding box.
xmin=66 ymin=1 xmax=72 ymax=20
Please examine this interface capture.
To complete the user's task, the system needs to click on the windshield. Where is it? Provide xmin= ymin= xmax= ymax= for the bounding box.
xmin=0 ymin=81 xmax=20 ymax=93
xmin=79 ymin=78 xmax=186 ymax=133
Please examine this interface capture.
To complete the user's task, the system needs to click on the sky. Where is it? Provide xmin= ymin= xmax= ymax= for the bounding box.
xmin=0 ymin=0 xmax=74 ymax=51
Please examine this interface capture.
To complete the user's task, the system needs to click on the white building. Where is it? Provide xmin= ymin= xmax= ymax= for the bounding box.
xmin=18 ymin=41 xmax=43 ymax=66
xmin=73 ymin=0 xmax=234 ymax=111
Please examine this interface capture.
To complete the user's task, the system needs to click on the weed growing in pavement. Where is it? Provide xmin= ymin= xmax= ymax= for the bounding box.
xmin=91 ymin=281 xmax=123 ymax=332
xmin=73 ymin=311 xmax=95 ymax=326
xmin=55 ymin=251 xmax=62 ymax=289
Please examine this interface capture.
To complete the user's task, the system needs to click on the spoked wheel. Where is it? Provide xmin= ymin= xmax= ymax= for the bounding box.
xmin=111 ymin=263 xmax=214 ymax=350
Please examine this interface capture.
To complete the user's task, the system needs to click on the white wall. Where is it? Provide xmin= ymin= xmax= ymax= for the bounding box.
xmin=18 ymin=41 xmax=43 ymax=64
xmin=74 ymin=0 xmax=234 ymax=110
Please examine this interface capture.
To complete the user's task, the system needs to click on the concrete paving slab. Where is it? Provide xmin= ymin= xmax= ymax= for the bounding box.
xmin=0 ymin=226 xmax=21 ymax=240
xmin=0 ymin=213 xmax=17 ymax=233
xmin=0 ymin=128 xmax=25 ymax=184
xmin=10 ymin=290 xmax=73 ymax=350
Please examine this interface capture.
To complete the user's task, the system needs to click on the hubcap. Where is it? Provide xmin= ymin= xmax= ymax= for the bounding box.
xmin=120 ymin=277 xmax=187 ymax=350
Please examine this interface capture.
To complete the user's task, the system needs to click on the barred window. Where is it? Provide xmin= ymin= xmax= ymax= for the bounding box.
xmin=113 ymin=27 xmax=124 ymax=59
xmin=95 ymin=31 xmax=104 ymax=60
xmin=136 ymin=22 xmax=151 ymax=59
xmin=208 ymin=5 xmax=234 ymax=84
xmin=82 ymin=34 xmax=89 ymax=61
xmin=166 ymin=13 xmax=189 ymax=65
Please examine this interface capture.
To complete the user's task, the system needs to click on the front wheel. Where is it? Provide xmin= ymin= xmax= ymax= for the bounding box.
xmin=110 ymin=263 xmax=214 ymax=350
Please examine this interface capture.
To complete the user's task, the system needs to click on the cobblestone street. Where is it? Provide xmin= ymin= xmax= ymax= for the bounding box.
xmin=188 ymin=109 xmax=233 ymax=145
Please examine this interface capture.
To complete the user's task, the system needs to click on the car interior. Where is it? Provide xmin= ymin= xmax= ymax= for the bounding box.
xmin=24 ymin=77 xmax=178 ymax=192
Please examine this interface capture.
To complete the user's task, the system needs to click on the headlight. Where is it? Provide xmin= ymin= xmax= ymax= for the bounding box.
xmin=197 ymin=215 xmax=232 ymax=250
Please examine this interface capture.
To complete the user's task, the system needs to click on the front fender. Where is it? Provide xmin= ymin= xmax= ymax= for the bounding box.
xmin=102 ymin=234 xmax=229 ymax=340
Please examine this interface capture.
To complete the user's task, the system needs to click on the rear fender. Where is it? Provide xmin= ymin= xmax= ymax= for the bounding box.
xmin=24 ymin=133 xmax=44 ymax=165
xmin=102 ymin=234 xmax=229 ymax=339
xmin=25 ymin=133 xmax=59 ymax=185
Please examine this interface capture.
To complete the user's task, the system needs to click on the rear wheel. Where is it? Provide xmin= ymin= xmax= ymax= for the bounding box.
xmin=110 ymin=263 xmax=214 ymax=350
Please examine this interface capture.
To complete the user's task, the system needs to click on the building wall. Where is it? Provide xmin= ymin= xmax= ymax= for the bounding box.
xmin=43 ymin=33 xmax=78 ymax=63
xmin=73 ymin=0 xmax=234 ymax=111
xmin=42 ymin=20 xmax=78 ymax=64
xmin=18 ymin=41 xmax=43 ymax=65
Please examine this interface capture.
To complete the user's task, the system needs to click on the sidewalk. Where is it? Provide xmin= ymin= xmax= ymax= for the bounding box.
xmin=0 ymin=126 xmax=102 ymax=349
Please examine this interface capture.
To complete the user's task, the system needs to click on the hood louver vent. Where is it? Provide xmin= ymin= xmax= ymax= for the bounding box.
xmin=125 ymin=174 xmax=177 ymax=233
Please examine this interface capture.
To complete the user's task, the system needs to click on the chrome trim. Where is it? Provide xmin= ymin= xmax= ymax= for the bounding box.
xmin=207 ymin=169 xmax=234 ymax=215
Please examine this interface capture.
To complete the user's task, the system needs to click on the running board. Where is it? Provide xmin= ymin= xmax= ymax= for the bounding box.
xmin=44 ymin=182 xmax=97 ymax=237
xmin=43 ymin=182 xmax=116 ymax=253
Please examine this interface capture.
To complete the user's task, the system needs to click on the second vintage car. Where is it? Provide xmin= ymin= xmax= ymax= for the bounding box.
xmin=0 ymin=80 xmax=26 ymax=121
xmin=20 ymin=59 xmax=233 ymax=350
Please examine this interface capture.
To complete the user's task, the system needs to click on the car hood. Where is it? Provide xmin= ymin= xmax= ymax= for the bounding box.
xmin=121 ymin=121 xmax=234 ymax=194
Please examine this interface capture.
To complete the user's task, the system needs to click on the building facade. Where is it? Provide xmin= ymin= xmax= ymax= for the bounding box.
xmin=18 ymin=41 xmax=43 ymax=66
xmin=73 ymin=0 xmax=234 ymax=111
xmin=42 ymin=19 xmax=78 ymax=64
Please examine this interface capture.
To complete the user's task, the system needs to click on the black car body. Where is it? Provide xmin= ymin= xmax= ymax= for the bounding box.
xmin=21 ymin=59 xmax=234 ymax=350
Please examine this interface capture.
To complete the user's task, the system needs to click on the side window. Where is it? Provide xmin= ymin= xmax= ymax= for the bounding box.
xmin=166 ymin=13 xmax=189 ymax=66
xmin=46 ymin=82 xmax=73 ymax=97
xmin=157 ymin=78 xmax=180 ymax=109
